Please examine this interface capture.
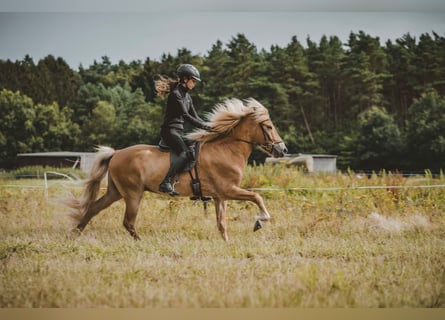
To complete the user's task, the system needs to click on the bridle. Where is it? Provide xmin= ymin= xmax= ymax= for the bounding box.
xmin=215 ymin=119 xmax=284 ymax=156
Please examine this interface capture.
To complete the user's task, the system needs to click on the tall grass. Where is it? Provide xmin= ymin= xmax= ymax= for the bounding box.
xmin=0 ymin=166 xmax=444 ymax=307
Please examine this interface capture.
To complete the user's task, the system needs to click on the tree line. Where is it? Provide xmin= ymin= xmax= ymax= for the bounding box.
xmin=1 ymin=31 xmax=445 ymax=171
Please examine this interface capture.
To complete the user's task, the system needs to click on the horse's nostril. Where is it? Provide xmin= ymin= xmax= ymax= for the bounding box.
xmin=282 ymin=145 xmax=288 ymax=155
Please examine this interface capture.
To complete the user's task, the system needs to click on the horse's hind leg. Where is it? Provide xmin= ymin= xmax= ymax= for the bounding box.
xmin=123 ymin=194 xmax=143 ymax=240
xmin=75 ymin=179 xmax=122 ymax=233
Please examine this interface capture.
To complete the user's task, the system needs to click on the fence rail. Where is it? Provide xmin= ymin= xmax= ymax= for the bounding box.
xmin=248 ymin=184 xmax=445 ymax=191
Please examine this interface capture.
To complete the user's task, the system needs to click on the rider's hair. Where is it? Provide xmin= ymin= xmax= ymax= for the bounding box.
xmin=154 ymin=75 xmax=178 ymax=98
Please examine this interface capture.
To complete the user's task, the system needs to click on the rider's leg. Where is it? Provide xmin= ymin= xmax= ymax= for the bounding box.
xmin=159 ymin=151 xmax=188 ymax=196
xmin=158 ymin=127 xmax=190 ymax=196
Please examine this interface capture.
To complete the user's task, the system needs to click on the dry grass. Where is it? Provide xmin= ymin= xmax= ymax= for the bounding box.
xmin=1 ymin=167 xmax=444 ymax=307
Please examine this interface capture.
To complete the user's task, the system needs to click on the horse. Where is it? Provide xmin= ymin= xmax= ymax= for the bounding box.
xmin=65 ymin=98 xmax=288 ymax=241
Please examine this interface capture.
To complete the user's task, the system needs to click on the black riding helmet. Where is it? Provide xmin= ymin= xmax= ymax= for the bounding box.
xmin=177 ymin=64 xmax=201 ymax=82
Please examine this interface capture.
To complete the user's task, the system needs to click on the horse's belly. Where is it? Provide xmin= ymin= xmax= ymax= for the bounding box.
xmin=109 ymin=145 xmax=169 ymax=190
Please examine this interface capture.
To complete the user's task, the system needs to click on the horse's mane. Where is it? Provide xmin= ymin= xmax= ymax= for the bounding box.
xmin=186 ymin=98 xmax=270 ymax=144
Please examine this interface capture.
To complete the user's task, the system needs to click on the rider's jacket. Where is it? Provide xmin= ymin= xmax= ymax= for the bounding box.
xmin=161 ymin=84 xmax=209 ymax=131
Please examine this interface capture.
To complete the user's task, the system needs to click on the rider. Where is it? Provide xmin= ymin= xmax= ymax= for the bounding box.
xmin=155 ymin=64 xmax=213 ymax=196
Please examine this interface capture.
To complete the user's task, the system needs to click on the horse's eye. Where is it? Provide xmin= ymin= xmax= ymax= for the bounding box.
xmin=266 ymin=125 xmax=273 ymax=130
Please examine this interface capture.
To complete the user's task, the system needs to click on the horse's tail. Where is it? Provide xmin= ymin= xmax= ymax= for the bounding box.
xmin=65 ymin=146 xmax=116 ymax=224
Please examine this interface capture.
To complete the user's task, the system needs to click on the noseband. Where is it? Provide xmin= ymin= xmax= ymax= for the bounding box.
xmin=233 ymin=119 xmax=284 ymax=156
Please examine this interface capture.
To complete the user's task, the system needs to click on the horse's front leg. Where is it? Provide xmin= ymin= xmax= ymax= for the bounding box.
xmin=226 ymin=186 xmax=271 ymax=232
xmin=214 ymin=197 xmax=228 ymax=241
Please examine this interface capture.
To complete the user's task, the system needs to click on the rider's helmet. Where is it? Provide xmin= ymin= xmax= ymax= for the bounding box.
xmin=176 ymin=64 xmax=201 ymax=82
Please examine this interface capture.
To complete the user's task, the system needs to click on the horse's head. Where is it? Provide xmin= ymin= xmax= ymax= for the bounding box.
xmin=242 ymin=99 xmax=288 ymax=158
xmin=187 ymin=98 xmax=288 ymax=157
xmin=254 ymin=118 xmax=288 ymax=158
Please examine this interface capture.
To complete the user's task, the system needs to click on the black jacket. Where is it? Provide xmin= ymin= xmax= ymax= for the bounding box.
xmin=161 ymin=84 xmax=209 ymax=130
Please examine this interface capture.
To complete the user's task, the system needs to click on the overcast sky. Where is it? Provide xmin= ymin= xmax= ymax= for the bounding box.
xmin=1 ymin=1 xmax=445 ymax=69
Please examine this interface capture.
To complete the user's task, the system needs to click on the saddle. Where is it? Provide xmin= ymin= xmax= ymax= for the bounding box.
xmin=158 ymin=139 xmax=211 ymax=202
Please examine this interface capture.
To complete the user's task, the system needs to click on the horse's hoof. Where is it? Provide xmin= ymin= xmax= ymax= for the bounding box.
xmin=68 ymin=227 xmax=82 ymax=239
xmin=253 ymin=220 xmax=263 ymax=232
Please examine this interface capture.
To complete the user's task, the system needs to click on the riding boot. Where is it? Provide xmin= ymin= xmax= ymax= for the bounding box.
xmin=159 ymin=152 xmax=188 ymax=196
xmin=158 ymin=176 xmax=179 ymax=196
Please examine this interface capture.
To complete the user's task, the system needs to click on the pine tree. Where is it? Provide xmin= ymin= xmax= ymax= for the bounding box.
xmin=342 ymin=32 xmax=390 ymax=120
xmin=405 ymin=90 xmax=445 ymax=171
xmin=306 ymin=35 xmax=345 ymax=128
xmin=384 ymin=34 xmax=417 ymax=124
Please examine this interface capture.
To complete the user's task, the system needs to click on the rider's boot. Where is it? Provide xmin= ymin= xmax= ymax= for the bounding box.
xmin=159 ymin=152 xmax=188 ymax=196
xmin=158 ymin=177 xmax=179 ymax=196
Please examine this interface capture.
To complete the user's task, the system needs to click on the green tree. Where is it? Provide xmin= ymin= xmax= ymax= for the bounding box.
xmin=70 ymin=83 xmax=111 ymax=126
xmin=0 ymin=89 xmax=37 ymax=166
xmin=353 ymin=106 xmax=403 ymax=171
xmin=225 ymin=34 xmax=264 ymax=98
xmin=82 ymin=100 xmax=117 ymax=147
xmin=384 ymin=34 xmax=417 ymax=124
xmin=133 ymin=57 xmax=161 ymax=103
xmin=78 ymin=56 xmax=114 ymax=85
xmin=0 ymin=89 xmax=80 ymax=167
xmin=37 ymin=55 xmax=81 ymax=107
xmin=33 ymin=102 xmax=80 ymax=151
xmin=0 ymin=59 xmax=20 ymax=94
xmin=266 ymin=36 xmax=321 ymax=153
xmin=201 ymin=40 xmax=232 ymax=110
xmin=306 ymin=35 xmax=345 ymax=128
xmin=413 ymin=33 xmax=445 ymax=94
xmin=111 ymin=85 xmax=163 ymax=148
xmin=342 ymin=32 xmax=390 ymax=120
xmin=0 ymin=55 xmax=80 ymax=108
xmin=405 ymin=90 xmax=445 ymax=171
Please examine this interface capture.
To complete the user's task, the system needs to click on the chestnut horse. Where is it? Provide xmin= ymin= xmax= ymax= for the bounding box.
xmin=66 ymin=98 xmax=287 ymax=241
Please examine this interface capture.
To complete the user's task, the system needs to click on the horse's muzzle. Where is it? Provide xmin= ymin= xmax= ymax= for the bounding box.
xmin=272 ymin=142 xmax=288 ymax=158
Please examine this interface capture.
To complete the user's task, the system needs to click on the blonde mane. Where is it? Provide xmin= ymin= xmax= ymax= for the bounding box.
xmin=186 ymin=98 xmax=270 ymax=144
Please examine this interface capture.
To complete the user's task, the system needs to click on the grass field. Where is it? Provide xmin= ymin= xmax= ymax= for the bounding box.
xmin=1 ymin=166 xmax=444 ymax=307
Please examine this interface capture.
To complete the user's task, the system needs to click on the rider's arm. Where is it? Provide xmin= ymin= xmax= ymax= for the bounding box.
xmin=176 ymin=93 xmax=212 ymax=131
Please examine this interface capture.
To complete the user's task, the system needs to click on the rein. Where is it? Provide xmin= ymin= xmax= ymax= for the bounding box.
xmin=212 ymin=119 xmax=283 ymax=156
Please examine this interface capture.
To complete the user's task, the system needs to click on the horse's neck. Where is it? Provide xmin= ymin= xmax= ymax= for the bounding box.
xmin=207 ymin=138 xmax=253 ymax=163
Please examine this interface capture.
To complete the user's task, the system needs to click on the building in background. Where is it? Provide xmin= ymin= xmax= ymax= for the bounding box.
xmin=16 ymin=152 xmax=96 ymax=173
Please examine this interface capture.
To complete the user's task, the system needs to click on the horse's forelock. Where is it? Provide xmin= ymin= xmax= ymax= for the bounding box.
xmin=244 ymin=98 xmax=270 ymax=123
